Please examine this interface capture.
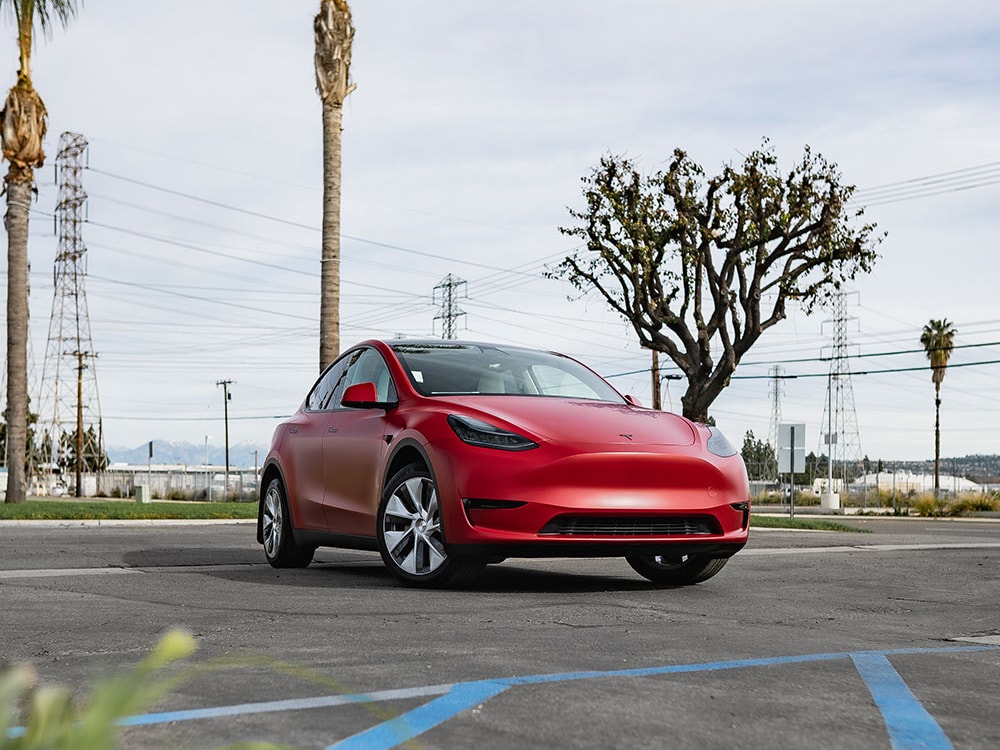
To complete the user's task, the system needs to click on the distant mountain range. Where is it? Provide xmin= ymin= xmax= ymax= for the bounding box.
xmin=108 ymin=440 xmax=268 ymax=468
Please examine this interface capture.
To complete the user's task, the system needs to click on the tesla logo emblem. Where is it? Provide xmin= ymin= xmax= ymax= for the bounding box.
xmin=620 ymin=433 xmax=633 ymax=441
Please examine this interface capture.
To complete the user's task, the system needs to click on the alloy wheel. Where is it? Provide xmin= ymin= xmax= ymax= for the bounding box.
xmin=382 ymin=475 xmax=447 ymax=576
xmin=262 ymin=482 xmax=283 ymax=559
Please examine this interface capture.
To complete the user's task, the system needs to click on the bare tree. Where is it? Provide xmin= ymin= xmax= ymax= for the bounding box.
xmin=314 ymin=0 xmax=355 ymax=371
xmin=552 ymin=143 xmax=882 ymax=422
xmin=1 ymin=0 xmax=79 ymax=503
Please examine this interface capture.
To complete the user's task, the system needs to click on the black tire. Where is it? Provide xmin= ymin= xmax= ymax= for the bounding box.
xmin=376 ymin=463 xmax=483 ymax=587
xmin=625 ymin=552 xmax=728 ymax=585
xmin=260 ymin=477 xmax=315 ymax=568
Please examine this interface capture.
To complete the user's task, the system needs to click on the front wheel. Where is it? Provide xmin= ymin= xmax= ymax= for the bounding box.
xmin=625 ymin=552 xmax=728 ymax=585
xmin=376 ymin=464 xmax=483 ymax=587
xmin=260 ymin=477 xmax=315 ymax=568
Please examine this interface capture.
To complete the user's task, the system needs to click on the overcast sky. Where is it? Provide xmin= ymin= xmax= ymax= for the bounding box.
xmin=1 ymin=0 xmax=998 ymax=465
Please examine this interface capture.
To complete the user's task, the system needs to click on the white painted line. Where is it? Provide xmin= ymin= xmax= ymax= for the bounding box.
xmin=0 ymin=564 xmax=263 ymax=580
xmin=0 ymin=567 xmax=142 ymax=579
xmin=953 ymin=635 xmax=1000 ymax=646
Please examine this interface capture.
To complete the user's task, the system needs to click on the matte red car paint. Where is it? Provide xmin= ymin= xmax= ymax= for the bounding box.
xmin=259 ymin=339 xmax=750 ymax=574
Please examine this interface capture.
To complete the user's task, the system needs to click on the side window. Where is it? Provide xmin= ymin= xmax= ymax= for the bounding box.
xmin=306 ymin=353 xmax=355 ymax=411
xmin=339 ymin=348 xmax=396 ymax=406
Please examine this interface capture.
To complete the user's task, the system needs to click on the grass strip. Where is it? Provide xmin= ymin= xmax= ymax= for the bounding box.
xmin=751 ymin=514 xmax=868 ymax=532
xmin=0 ymin=500 xmax=257 ymax=521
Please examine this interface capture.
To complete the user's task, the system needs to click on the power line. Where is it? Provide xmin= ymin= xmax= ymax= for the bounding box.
xmin=733 ymin=359 xmax=1000 ymax=380
xmin=854 ymin=161 xmax=1000 ymax=206
xmin=87 ymin=167 xmax=550 ymax=277
xmin=604 ymin=354 xmax=1000 ymax=381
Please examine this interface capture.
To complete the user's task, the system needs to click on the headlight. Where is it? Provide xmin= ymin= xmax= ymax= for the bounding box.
xmin=706 ymin=426 xmax=738 ymax=457
xmin=448 ymin=415 xmax=538 ymax=451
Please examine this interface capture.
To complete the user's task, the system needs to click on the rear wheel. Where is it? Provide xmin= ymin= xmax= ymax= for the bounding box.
xmin=260 ymin=477 xmax=315 ymax=568
xmin=625 ymin=552 xmax=728 ymax=585
xmin=377 ymin=464 xmax=483 ymax=587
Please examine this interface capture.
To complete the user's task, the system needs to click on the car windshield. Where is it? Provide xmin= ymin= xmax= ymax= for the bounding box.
xmin=391 ymin=343 xmax=625 ymax=401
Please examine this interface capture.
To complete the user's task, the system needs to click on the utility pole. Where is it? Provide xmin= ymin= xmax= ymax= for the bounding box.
xmin=67 ymin=350 xmax=94 ymax=497
xmin=651 ymin=350 xmax=661 ymax=410
xmin=217 ymin=380 xmax=233 ymax=499
xmin=646 ymin=348 xmax=682 ymax=411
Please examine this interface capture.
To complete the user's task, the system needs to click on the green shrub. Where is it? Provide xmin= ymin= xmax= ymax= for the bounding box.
xmin=910 ymin=493 xmax=996 ymax=517
xmin=911 ymin=494 xmax=947 ymax=517
xmin=948 ymin=496 xmax=998 ymax=515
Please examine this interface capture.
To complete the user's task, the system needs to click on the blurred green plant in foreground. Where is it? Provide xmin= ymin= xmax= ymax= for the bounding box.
xmin=0 ymin=630 xmax=295 ymax=750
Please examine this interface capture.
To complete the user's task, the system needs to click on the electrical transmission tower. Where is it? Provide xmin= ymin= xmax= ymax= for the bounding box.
xmin=32 ymin=132 xmax=105 ymax=496
xmin=766 ymin=365 xmax=784 ymax=480
xmin=819 ymin=290 xmax=864 ymax=492
xmin=433 ymin=274 xmax=467 ymax=339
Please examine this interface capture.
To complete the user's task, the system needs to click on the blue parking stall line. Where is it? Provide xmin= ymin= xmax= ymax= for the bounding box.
xmin=473 ymin=645 xmax=998 ymax=687
xmin=324 ymin=646 xmax=997 ymax=750
xmin=327 ymin=680 xmax=512 ymax=750
xmin=852 ymin=652 xmax=955 ymax=750
xmin=507 ymin=651 xmax=851 ymax=685
xmin=8 ymin=646 xmax=995 ymax=745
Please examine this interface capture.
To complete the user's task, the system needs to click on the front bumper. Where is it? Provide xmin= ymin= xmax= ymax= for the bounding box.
xmin=432 ymin=443 xmax=751 ymax=555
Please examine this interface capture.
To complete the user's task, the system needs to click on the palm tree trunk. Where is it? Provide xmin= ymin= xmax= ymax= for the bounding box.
xmin=4 ymin=176 xmax=32 ymax=503
xmin=319 ymin=100 xmax=343 ymax=371
xmin=314 ymin=0 xmax=354 ymax=372
xmin=933 ymin=381 xmax=941 ymax=496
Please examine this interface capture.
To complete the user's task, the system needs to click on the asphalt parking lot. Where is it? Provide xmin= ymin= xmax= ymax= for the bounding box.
xmin=1 ymin=516 xmax=998 ymax=749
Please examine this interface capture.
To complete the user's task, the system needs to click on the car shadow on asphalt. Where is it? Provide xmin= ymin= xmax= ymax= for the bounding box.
xmin=203 ymin=558 xmax=668 ymax=594
xmin=122 ymin=549 xmax=689 ymax=593
xmin=466 ymin=564 xmax=661 ymax=593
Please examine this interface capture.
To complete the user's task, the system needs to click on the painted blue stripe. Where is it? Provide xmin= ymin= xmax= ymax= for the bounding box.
xmin=852 ymin=653 xmax=954 ymax=750
xmin=506 ymin=651 xmax=849 ymax=685
xmin=327 ymin=680 xmax=511 ymax=750
xmin=486 ymin=645 xmax=997 ymax=688
xmin=322 ymin=646 xmax=996 ymax=750
xmin=6 ymin=645 xmax=995 ymax=744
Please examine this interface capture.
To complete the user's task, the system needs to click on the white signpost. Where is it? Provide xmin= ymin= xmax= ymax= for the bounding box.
xmin=778 ymin=423 xmax=805 ymax=517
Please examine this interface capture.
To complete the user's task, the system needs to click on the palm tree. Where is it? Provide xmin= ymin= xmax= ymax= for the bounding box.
xmin=314 ymin=0 xmax=355 ymax=371
xmin=1 ymin=0 xmax=79 ymax=503
xmin=920 ymin=318 xmax=957 ymax=496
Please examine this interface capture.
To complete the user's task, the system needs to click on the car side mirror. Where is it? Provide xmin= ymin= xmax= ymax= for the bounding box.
xmin=624 ymin=394 xmax=643 ymax=407
xmin=342 ymin=381 xmax=394 ymax=409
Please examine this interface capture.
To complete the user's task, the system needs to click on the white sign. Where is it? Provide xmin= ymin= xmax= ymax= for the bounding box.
xmin=778 ymin=423 xmax=806 ymax=474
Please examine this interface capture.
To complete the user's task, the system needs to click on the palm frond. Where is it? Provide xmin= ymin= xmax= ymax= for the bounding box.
xmin=0 ymin=0 xmax=80 ymax=38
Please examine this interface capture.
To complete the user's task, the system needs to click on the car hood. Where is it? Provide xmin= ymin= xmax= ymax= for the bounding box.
xmin=444 ymin=397 xmax=697 ymax=447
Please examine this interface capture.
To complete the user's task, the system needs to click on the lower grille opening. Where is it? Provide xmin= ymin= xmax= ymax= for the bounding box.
xmin=538 ymin=515 xmax=720 ymax=537
xmin=463 ymin=498 xmax=527 ymax=510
